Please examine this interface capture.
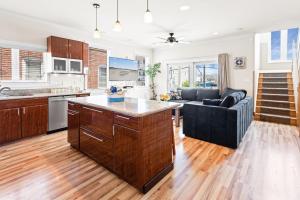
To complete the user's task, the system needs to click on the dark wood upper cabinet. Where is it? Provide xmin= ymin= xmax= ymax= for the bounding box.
xmin=0 ymin=108 xmax=22 ymax=145
xmin=69 ymin=39 xmax=83 ymax=60
xmin=47 ymin=36 xmax=69 ymax=58
xmin=47 ymin=36 xmax=87 ymax=63
xmin=22 ymin=105 xmax=48 ymax=138
xmin=82 ymin=43 xmax=89 ymax=67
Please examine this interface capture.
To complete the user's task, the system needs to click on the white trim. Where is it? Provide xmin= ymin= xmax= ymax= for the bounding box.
xmin=11 ymin=49 xmax=19 ymax=81
xmin=281 ymin=30 xmax=288 ymax=60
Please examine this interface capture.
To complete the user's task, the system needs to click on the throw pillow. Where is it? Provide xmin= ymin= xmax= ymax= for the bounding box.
xmin=221 ymin=88 xmax=247 ymax=99
xmin=203 ymin=99 xmax=222 ymax=106
xmin=220 ymin=96 xmax=235 ymax=108
xmin=169 ymin=91 xmax=182 ymax=100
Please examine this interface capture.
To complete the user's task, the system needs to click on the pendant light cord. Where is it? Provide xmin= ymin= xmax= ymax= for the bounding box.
xmin=147 ymin=0 xmax=149 ymax=11
xmin=95 ymin=6 xmax=98 ymax=30
xmin=117 ymin=0 xmax=119 ymax=21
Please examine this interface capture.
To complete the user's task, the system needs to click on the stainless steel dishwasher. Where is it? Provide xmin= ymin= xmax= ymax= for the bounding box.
xmin=48 ymin=95 xmax=76 ymax=132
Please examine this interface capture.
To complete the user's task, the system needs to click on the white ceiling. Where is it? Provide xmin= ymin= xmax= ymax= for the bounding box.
xmin=0 ymin=0 xmax=299 ymax=48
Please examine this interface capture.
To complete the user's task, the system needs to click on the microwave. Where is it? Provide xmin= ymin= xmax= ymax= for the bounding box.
xmin=52 ymin=57 xmax=82 ymax=74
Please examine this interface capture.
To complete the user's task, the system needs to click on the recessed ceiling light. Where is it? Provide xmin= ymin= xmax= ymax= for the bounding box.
xmin=180 ymin=5 xmax=190 ymax=11
xmin=213 ymin=32 xmax=219 ymax=35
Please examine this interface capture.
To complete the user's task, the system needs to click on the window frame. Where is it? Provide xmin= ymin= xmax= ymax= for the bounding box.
xmin=0 ymin=47 xmax=48 ymax=83
xmin=268 ymin=28 xmax=299 ymax=63
xmin=167 ymin=59 xmax=218 ymax=91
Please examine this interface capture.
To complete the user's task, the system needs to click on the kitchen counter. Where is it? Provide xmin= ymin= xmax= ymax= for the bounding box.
xmin=0 ymin=91 xmax=90 ymax=101
xmin=68 ymin=95 xmax=180 ymax=117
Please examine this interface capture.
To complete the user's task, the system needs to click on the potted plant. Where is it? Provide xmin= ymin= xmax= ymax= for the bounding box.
xmin=146 ymin=63 xmax=161 ymax=100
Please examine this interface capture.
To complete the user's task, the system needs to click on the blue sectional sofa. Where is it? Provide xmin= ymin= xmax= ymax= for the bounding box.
xmin=169 ymin=88 xmax=253 ymax=149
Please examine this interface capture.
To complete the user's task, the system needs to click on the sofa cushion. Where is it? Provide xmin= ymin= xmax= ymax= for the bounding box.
xmin=203 ymin=99 xmax=222 ymax=106
xmin=181 ymin=89 xmax=197 ymax=101
xmin=168 ymin=99 xmax=190 ymax=104
xmin=196 ymin=89 xmax=220 ymax=101
xmin=186 ymin=101 xmax=203 ymax=106
xmin=220 ymin=96 xmax=235 ymax=108
xmin=221 ymin=88 xmax=247 ymax=99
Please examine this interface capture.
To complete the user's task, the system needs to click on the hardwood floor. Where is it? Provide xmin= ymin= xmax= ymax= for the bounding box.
xmin=0 ymin=121 xmax=300 ymax=200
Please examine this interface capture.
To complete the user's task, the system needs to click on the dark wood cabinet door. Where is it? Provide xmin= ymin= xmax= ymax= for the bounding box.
xmin=0 ymin=108 xmax=22 ymax=144
xmin=80 ymin=106 xmax=113 ymax=139
xmin=82 ymin=43 xmax=89 ymax=67
xmin=114 ymin=125 xmax=139 ymax=186
xmin=69 ymin=40 xmax=83 ymax=60
xmin=22 ymin=105 xmax=48 ymax=137
xmin=80 ymin=129 xmax=113 ymax=170
xmin=67 ymin=110 xmax=79 ymax=149
xmin=47 ymin=36 xmax=69 ymax=58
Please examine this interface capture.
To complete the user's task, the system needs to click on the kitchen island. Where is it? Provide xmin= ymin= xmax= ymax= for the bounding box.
xmin=67 ymin=95 xmax=179 ymax=193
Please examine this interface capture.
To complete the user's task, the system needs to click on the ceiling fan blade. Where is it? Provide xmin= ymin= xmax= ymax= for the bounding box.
xmin=177 ymin=41 xmax=191 ymax=44
xmin=156 ymin=37 xmax=167 ymax=40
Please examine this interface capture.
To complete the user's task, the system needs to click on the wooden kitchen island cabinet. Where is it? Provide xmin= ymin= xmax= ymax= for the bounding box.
xmin=67 ymin=96 xmax=179 ymax=193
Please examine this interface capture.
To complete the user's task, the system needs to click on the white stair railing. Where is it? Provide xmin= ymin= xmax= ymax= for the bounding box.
xmin=292 ymin=29 xmax=300 ymax=126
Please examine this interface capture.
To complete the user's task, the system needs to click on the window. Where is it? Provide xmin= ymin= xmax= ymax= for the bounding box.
xmin=271 ymin=31 xmax=281 ymax=61
xmin=167 ymin=61 xmax=218 ymax=90
xmin=99 ymin=65 xmax=107 ymax=88
xmin=168 ymin=65 xmax=180 ymax=90
xmin=194 ymin=63 xmax=218 ymax=88
xmin=0 ymin=48 xmax=45 ymax=81
xmin=287 ymin=28 xmax=299 ymax=60
xmin=269 ymin=28 xmax=299 ymax=62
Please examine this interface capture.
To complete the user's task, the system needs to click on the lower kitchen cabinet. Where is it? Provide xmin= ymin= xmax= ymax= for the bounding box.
xmin=22 ymin=104 xmax=48 ymax=137
xmin=0 ymin=108 xmax=22 ymax=145
xmin=80 ymin=128 xmax=114 ymax=170
xmin=114 ymin=124 xmax=139 ymax=185
xmin=67 ymin=110 xmax=80 ymax=149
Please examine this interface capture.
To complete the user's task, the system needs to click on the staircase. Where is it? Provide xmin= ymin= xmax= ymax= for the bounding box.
xmin=255 ymin=72 xmax=297 ymax=125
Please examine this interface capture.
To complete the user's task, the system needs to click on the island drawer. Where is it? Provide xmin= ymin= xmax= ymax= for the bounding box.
xmin=80 ymin=129 xmax=113 ymax=170
xmin=68 ymin=102 xmax=80 ymax=111
xmin=114 ymin=114 xmax=139 ymax=130
xmin=80 ymin=106 xmax=114 ymax=139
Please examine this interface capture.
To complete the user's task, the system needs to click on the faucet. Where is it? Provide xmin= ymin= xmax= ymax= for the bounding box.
xmin=0 ymin=87 xmax=11 ymax=94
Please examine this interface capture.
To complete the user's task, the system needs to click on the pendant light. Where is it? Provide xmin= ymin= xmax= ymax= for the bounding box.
xmin=144 ymin=0 xmax=153 ymax=23
xmin=113 ymin=0 xmax=122 ymax=32
xmin=93 ymin=3 xmax=101 ymax=38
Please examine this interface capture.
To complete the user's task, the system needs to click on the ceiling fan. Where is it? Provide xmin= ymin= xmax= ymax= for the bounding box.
xmin=155 ymin=33 xmax=190 ymax=46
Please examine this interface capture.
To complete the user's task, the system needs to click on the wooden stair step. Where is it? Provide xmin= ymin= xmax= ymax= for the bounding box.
xmin=258 ymin=88 xmax=294 ymax=95
xmin=255 ymin=113 xmax=297 ymax=126
xmin=257 ymin=93 xmax=295 ymax=102
xmin=256 ymin=100 xmax=295 ymax=109
xmin=260 ymin=73 xmax=290 ymax=78
xmin=256 ymin=106 xmax=296 ymax=117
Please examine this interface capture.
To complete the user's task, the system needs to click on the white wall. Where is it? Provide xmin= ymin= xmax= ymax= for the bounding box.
xmin=153 ymin=34 xmax=255 ymax=97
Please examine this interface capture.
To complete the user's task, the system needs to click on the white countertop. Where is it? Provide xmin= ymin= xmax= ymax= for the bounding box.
xmin=0 ymin=92 xmax=90 ymax=101
xmin=68 ymin=95 xmax=180 ymax=117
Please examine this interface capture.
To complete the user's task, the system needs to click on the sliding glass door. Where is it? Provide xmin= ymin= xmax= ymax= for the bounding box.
xmin=194 ymin=63 xmax=218 ymax=88
xmin=167 ymin=63 xmax=191 ymax=90
xmin=167 ymin=61 xmax=218 ymax=91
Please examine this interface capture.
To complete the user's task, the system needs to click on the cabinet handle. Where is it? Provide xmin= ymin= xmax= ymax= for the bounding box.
xmin=113 ymin=125 xmax=115 ymax=136
xmin=69 ymin=103 xmax=75 ymax=106
xmin=23 ymin=108 xmax=26 ymax=115
xmin=17 ymin=108 xmax=20 ymax=116
xmin=83 ymin=107 xmax=103 ymax=114
xmin=116 ymin=115 xmax=130 ymax=120
xmin=83 ymin=131 xmax=104 ymax=142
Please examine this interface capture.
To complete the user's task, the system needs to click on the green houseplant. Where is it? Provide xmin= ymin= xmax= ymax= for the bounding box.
xmin=145 ymin=63 xmax=161 ymax=100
